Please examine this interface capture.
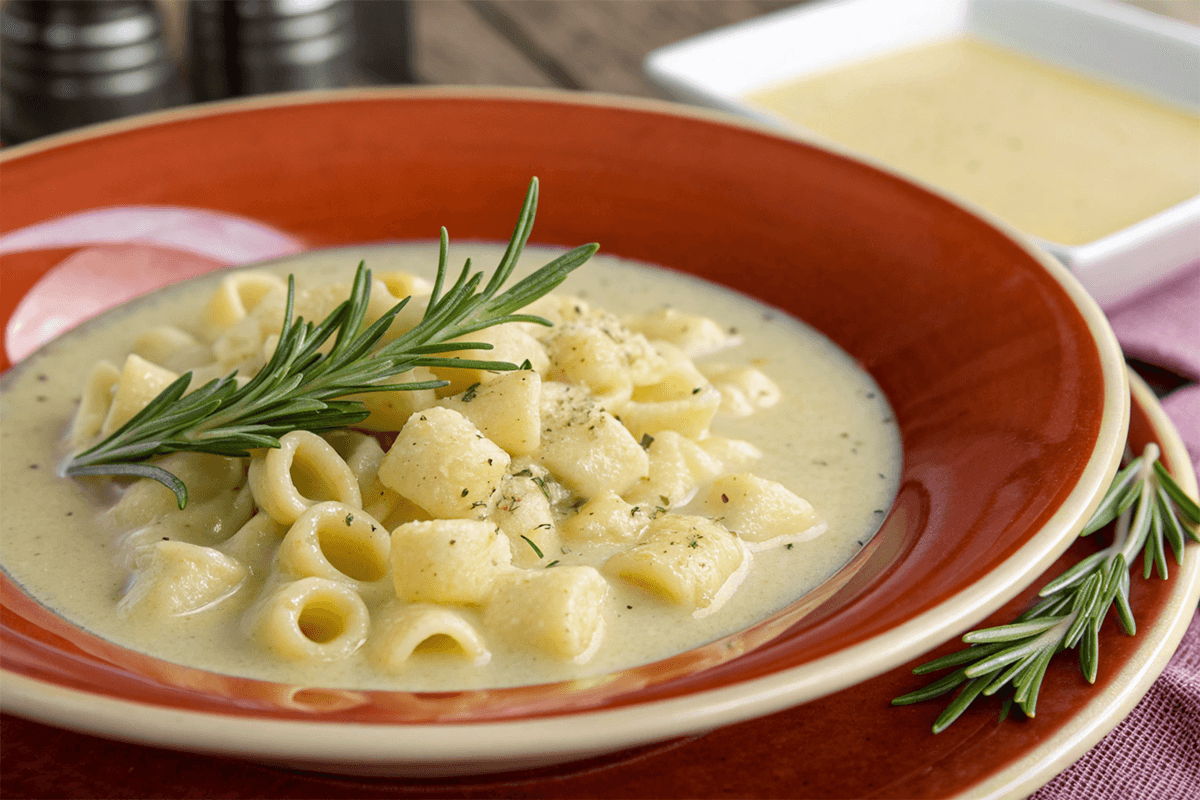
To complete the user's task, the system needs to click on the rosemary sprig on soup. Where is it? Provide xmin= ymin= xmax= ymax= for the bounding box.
xmin=2 ymin=180 xmax=900 ymax=690
xmin=64 ymin=179 xmax=596 ymax=509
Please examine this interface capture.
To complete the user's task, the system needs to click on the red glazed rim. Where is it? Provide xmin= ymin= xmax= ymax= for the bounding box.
xmin=0 ymin=88 xmax=1129 ymax=775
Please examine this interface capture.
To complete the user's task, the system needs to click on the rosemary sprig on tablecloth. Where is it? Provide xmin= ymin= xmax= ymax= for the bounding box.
xmin=64 ymin=178 xmax=597 ymax=508
xmin=893 ymin=443 xmax=1199 ymax=733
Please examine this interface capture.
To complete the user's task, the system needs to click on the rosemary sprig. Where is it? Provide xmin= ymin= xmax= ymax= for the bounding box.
xmin=893 ymin=443 xmax=1199 ymax=733
xmin=64 ymin=178 xmax=598 ymax=508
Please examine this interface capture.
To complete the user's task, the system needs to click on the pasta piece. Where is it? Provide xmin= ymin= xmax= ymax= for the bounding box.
xmin=276 ymin=502 xmax=390 ymax=590
xmin=198 ymin=271 xmax=287 ymax=342
xmin=378 ymin=407 xmax=510 ymax=519
xmin=437 ymin=370 xmax=542 ymax=456
xmin=246 ymin=577 xmax=369 ymax=661
xmin=217 ymin=512 xmax=288 ymax=575
xmin=697 ymin=436 xmax=764 ymax=475
xmin=484 ymin=566 xmax=609 ymax=662
xmin=380 ymin=494 xmax=433 ymax=530
xmin=699 ymin=363 xmax=782 ymax=417
xmin=323 ymin=430 xmax=402 ymax=521
xmin=622 ymin=306 xmax=740 ymax=357
xmin=366 ymin=274 xmax=432 ymax=345
xmin=68 ymin=360 xmax=120 ymax=447
xmin=698 ymin=474 xmax=825 ymax=548
xmin=560 ymin=490 xmax=654 ymax=547
xmin=522 ymin=296 xmax=666 ymax=385
xmin=429 ymin=323 xmax=549 ymax=396
xmin=131 ymin=325 xmax=212 ymax=373
xmin=605 ymin=514 xmax=748 ymax=617
xmin=624 ymin=430 xmax=723 ymax=509
xmin=617 ymin=343 xmax=721 ymax=440
xmin=343 ymin=367 xmax=439 ymax=432
xmin=616 ymin=386 xmax=721 ymax=442
xmin=248 ymin=431 xmax=362 ymax=526
xmin=118 ymin=541 xmax=247 ymax=619
xmin=544 ymin=324 xmax=632 ymax=404
xmin=100 ymin=354 xmax=180 ymax=437
xmin=493 ymin=474 xmax=558 ymax=569
xmin=369 ymin=602 xmax=490 ymax=671
xmin=537 ymin=382 xmax=648 ymax=499
xmin=108 ymin=452 xmax=252 ymax=543
xmin=391 ymin=519 xmax=512 ymax=605
xmin=629 ymin=341 xmax=708 ymax=402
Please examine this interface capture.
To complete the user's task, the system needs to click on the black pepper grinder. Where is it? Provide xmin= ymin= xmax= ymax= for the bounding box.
xmin=187 ymin=0 xmax=360 ymax=101
xmin=0 ymin=0 xmax=180 ymax=145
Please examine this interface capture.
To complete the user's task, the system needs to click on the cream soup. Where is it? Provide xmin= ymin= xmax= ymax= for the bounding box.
xmin=0 ymin=244 xmax=900 ymax=691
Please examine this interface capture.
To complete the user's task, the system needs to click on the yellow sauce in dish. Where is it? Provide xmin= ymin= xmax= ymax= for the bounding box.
xmin=747 ymin=37 xmax=1200 ymax=245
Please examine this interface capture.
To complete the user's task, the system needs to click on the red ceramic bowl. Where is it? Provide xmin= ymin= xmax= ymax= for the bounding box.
xmin=0 ymin=89 xmax=1129 ymax=776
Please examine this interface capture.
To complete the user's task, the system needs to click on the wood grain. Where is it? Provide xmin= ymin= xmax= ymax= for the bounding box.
xmin=412 ymin=0 xmax=802 ymax=95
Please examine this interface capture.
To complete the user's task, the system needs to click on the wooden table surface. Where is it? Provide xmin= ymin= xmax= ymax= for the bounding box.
xmin=403 ymin=0 xmax=1196 ymax=97
xmin=4 ymin=1 xmax=1199 ymax=798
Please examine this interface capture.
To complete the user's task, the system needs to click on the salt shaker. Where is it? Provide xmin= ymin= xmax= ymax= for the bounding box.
xmin=188 ymin=0 xmax=359 ymax=101
xmin=0 ymin=0 xmax=179 ymax=145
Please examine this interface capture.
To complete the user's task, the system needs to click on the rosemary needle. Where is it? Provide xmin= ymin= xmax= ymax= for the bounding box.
xmin=64 ymin=178 xmax=598 ymax=508
xmin=893 ymin=443 xmax=1199 ymax=733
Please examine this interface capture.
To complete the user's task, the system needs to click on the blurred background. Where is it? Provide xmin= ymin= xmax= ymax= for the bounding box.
xmin=2 ymin=0 xmax=1195 ymax=145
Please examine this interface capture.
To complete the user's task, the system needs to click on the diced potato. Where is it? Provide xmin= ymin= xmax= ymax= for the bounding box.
xmin=624 ymin=430 xmax=723 ymax=508
xmin=100 ymin=354 xmax=180 ymax=437
xmin=378 ymin=407 xmax=510 ymax=519
xmin=698 ymin=474 xmax=823 ymax=545
xmin=560 ymin=490 xmax=653 ymax=546
xmin=438 ymin=370 xmax=542 ymax=456
xmin=118 ymin=541 xmax=247 ymax=619
xmin=544 ymin=324 xmax=632 ymax=403
xmin=390 ymin=518 xmax=512 ymax=605
xmin=537 ymin=382 xmax=648 ymax=499
xmin=343 ymin=367 xmax=439 ymax=432
xmin=493 ymin=474 xmax=558 ymax=568
xmin=429 ymin=323 xmax=549 ymax=396
xmin=605 ymin=515 xmax=747 ymax=616
xmin=484 ymin=566 xmax=609 ymax=661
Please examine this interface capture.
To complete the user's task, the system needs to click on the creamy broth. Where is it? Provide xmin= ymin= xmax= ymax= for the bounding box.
xmin=748 ymin=37 xmax=1200 ymax=245
xmin=0 ymin=244 xmax=900 ymax=690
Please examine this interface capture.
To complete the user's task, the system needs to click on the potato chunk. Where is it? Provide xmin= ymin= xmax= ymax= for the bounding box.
xmin=537 ymin=382 xmax=648 ymax=499
xmin=698 ymin=474 xmax=824 ymax=547
xmin=438 ymin=370 xmax=542 ymax=456
xmin=391 ymin=519 xmax=512 ymax=605
xmin=379 ymin=407 xmax=510 ymax=519
xmin=605 ymin=515 xmax=747 ymax=617
xmin=484 ymin=566 xmax=609 ymax=662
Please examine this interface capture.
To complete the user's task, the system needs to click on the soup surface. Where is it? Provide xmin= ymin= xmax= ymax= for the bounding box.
xmin=0 ymin=244 xmax=901 ymax=690
xmin=747 ymin=37 xmax=1200 ymax=245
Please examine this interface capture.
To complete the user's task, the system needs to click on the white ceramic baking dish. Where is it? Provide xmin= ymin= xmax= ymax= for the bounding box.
xmin=645 ymin=0 xmax=1200 ymax=310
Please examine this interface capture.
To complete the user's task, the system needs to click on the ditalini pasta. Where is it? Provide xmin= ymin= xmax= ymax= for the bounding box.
xmin=0 ymin=243 xmax=902 ymax=691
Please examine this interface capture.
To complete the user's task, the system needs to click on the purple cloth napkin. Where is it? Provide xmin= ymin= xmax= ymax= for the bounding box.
xmin=1035 ymin=264 xmax=1200 ymax=799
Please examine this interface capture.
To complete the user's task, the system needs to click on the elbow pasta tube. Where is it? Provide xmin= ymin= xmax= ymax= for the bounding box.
xmin=369 ymin=602 xmax=491 ymax=671
xmin=248 ymin=577 xmax=370 ymax=661
xmin=69 ymin=360 xmax=121 ymax=447
xmin=199 ymin=271 xmax=287 ymax=342
xmin=249 ymin=431 xmax=362 ymax=525
xmin=276 ymin=501 xmax=390 ymax=587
